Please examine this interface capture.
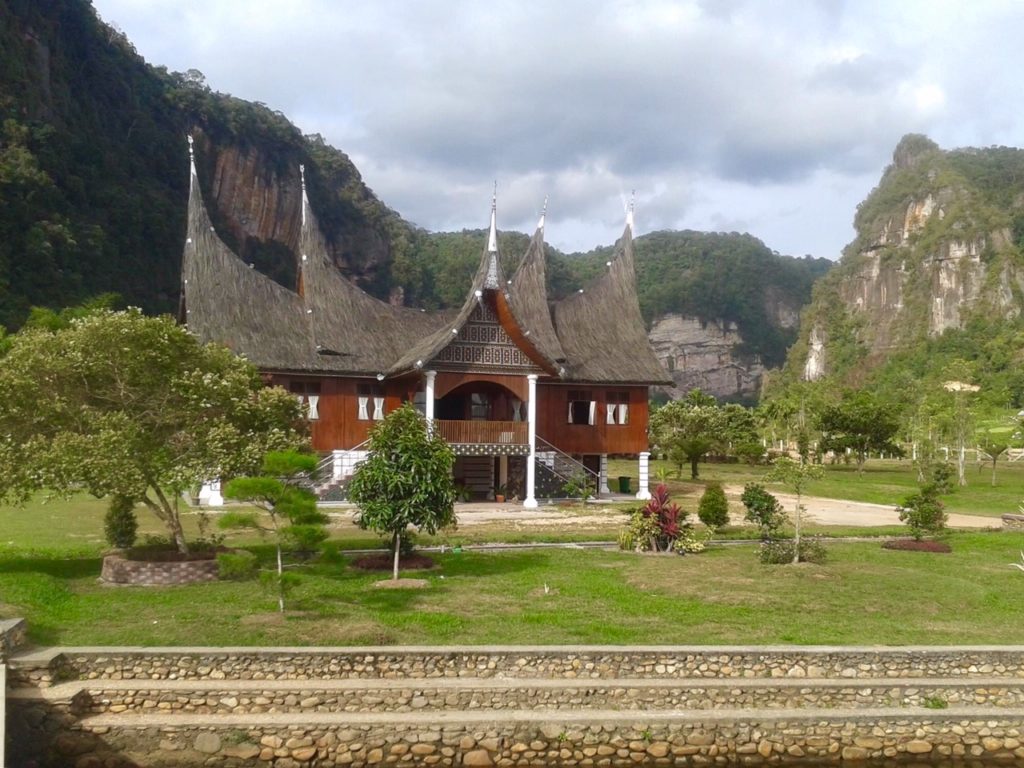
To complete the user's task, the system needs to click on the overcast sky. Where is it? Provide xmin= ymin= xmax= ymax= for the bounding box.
xmin=92 ymin=0 xmax=1024 ymax=258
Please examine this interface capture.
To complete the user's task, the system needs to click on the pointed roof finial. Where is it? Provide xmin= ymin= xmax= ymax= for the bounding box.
xmin=487 ymin=181 xmax=498 ymax=253
xmin=187 ymin=134 xmax=196 ymax=177
xmin=537 ymin=195 xmax=548 ymax=230
xmin=626 ymin=190 xmax=635 ymax=232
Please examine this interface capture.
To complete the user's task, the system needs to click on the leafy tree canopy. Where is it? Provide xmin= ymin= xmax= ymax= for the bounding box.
xmin=0 ymin=308 xmax=306 ymax=553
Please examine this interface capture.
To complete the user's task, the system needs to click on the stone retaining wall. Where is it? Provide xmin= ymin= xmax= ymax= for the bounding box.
xmin=14 ymin=646 xmax=1024 ymax=686
xmin=1002 ymin=514 xmax=1024 ymax=531
xmin=0 ymin=618 xmax=26 ymax=661
xmin=11 ymin=712 xmax=1024 ymax=767
xmin=100 ymin=553 xmax=219 ymax=586
xmin=70 ymin=682 xmax=1024 ymax=716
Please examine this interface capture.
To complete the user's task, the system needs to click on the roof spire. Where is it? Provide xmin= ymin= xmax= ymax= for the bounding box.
xmin=537 ymin=195 xmax=548 ymax=231
xmin=300 ymin=164 xmax=308 ymax=226
xmin=625 ymin=190 xmax=635 ymax=233
xmin=187 ymin=134 xmax=196 ymax=178
xmin=487 ymin=181 xmax=498 ymax=253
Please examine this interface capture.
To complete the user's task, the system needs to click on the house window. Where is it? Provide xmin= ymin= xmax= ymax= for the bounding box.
xmin=357 ymin=383 xmax=385 ymax=421
xmin=607 ymin=391 xmax=630 ymax=425
xmin=470 ymin=393 xmax=490 ymax=421
xmin=567 ymin=390 xmax=595 ymax=425
xmin=289 ymin=381 xmax=321 ymax=421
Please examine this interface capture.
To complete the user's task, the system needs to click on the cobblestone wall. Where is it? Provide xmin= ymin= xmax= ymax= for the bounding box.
xmin=100 ymin=554 xmax=219 ymax=586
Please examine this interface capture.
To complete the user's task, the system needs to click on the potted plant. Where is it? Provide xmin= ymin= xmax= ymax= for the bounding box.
xmin=494 ymin=483 xmax=507 ymax=503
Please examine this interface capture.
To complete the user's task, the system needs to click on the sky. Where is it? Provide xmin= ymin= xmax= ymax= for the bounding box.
xmin=91 ymin=0 xmax=1024 ymax=258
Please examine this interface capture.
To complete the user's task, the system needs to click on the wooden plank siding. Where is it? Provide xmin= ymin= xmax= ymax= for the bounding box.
xmin=536 ymin=383 xmax=649 ymax=455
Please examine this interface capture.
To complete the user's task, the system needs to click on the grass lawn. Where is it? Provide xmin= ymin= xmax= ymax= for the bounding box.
xmin=608 ymin=458 xmax=1024 ymax=518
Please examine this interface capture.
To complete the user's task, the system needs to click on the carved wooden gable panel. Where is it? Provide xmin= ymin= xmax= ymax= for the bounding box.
xmin=432 ymin=300 xmax=541 ymax=372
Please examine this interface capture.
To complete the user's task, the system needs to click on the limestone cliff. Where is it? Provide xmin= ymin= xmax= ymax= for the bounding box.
xmin=649 ymin=315 xmax=766 ymax=401
xmin=790 ymin=135 xmax=1024 ymax=383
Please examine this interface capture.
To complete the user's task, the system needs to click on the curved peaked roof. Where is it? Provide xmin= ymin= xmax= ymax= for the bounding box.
xmin=298 ymin=180 xmax=448 ymax=374
xmin=181 ymin=155 xmax=316 ymax=371
xmin=508 ymin=223 xmax=567 ymax=367
xmin=182 ymin=149 xmax=667 ymax=386
xmin=552 ymin=224 xmax=672 ymax=385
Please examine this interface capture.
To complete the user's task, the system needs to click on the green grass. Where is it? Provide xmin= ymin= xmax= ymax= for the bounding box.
xmin=609 ymin=457 xmax=1024 ymax=518
xmin=1 ymin=531 xmax=1023 ymax=646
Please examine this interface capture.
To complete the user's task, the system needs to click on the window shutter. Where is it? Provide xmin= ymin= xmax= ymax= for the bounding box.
xmin=358 ymin=396 xmax=369 ymax=420
xmin=618 ymin=403 xmax=629 ymax=425
xmin=588 ymin=400 xmax=596 ymax=426
xmin=606 ymin=403 xmax=617 ymax=424
xmin=373 ymin=396 xmax=385 ymax=420
xmin=307 ymin=395 xmax=320 ymax=420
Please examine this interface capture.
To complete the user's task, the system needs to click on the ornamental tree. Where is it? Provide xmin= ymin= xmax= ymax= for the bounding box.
xmin=347 ymin=403 xmax=457 ymax=580
xmin=0 ymin=309 xmax=306 ymax=554
xmin=222 ymin=451 xmax=327 ymax=612
xmin=818 ymin=390 xmax=902 ymax=473
xmin=765 ymin=457 xmax=823 ymax=564
xmin=650 ymin=390 xmax=725 ymax=479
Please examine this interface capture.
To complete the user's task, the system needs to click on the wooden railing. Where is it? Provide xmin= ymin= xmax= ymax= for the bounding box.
xmin=435 ymin=420 xmax=527 ymax=445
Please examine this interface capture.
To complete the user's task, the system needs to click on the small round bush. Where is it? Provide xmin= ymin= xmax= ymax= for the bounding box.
xmin=217 ymin=550 xmax=259 ymax=580
xmin=897 ymin=486 xmax=947 ymax=540
xmin=697 ymin=481 xmax=729 ymax=531
xmin=104 ymin=494 xmax=138 ymax=549
xmin=740 ymin=483 xmax=787 ymax=539
xmin=759 ymin=538 xmax=828 ymax=564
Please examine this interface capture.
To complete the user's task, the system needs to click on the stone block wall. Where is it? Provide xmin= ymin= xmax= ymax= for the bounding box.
xmin=100 ymin=554 xmax=219 ymax=586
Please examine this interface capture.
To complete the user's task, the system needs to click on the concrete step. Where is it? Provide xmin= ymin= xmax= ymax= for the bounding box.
xmin=11 ymin=675 xmax=1024 ymax=716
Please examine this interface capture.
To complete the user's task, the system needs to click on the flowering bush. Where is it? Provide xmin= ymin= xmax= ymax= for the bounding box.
xmin=620 ymin=484 xmax=703 ymax=554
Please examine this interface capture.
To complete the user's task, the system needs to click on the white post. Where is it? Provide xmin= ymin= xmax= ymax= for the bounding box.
xmin=636 ymin=452 xmax=651 ymax=500
xmin=332 ymin=449 xmax=344 ymax=481
xmin=198 ymin=480 xmax=224 ymax=507
xmin=424 ymin=370 xmax=436 ymax=426
xmin=598 ymin=454 xmax=610 ymax=495
xmin=524 ymin=374 xmax=538 ymax=508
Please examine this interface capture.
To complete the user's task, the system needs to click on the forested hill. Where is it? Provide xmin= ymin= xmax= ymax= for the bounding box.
xmin=0 ymin=0 xmax=830 ymax=375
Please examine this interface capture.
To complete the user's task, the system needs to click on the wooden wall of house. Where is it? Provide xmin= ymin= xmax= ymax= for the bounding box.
xmin=268 ymin=374 xmax=415 ymax=452
xmin=536 ymin=384 xmax=650 ymax=455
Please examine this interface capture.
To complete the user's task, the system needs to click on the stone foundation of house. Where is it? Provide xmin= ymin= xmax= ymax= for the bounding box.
xmin=100 ymin=553 xmax=220 ymax=586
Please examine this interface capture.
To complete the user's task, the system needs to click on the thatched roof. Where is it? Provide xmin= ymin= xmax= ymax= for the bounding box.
xmin=507 ymin=219 xmax=567 ymax=368
xmin=182 ymin=148 xmax=666 ymax=385
xmin=180 ymin=151 xmax=316 ymax=371
xmin=552 ymin=223 xmax=672 ymax=385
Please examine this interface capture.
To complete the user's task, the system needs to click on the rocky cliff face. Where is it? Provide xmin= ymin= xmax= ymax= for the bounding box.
xmin=795 ymin=135 xmax=1024 ymax=383
xmin=648 ymin=315 xmax=766 ymax=401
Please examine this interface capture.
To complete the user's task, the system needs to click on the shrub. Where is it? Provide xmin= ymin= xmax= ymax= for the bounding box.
xmin=697 ymin=482 xmax=729 ymax=531
xmin=619 ymin=485 xmax=699 ymax=553
xmin=931 ymin=463 xmax=956 ymax=495
xmin=897 ymin=486 xmax=947 ymax=540
xmin=103 ymin=494 xmax=138 ymax=549
xmin=759 ymin=538 xmax=828 ymax=564
xmin=740 ymin=483 xmax=787 ymax=539
xmin=217 ymin=550 xmax=259 ymax=580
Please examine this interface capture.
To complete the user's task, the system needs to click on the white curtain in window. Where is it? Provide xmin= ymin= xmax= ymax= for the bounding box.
xmin=358 ymin=396 xmax=369 ymax=420
xmin=606 ymin=403 xmax=617 ymax=424
xmin=373 ymin=396 xmax=385 ymax=420
xmin=512 ymin=400 xmax=523 ymax=422
xmin=618 ymin=403 xmax=629 ymax=425
xmin=307 ymin=395 xmax=320 ymax=420
xmin=588 ymin=400 xmax=596 ymax=426
xmin=568 ymin=402 xmax=574 ymax=423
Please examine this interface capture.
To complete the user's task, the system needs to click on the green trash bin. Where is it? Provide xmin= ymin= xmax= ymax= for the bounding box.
xmin=618 ymin=476 xmax=632 ymax=494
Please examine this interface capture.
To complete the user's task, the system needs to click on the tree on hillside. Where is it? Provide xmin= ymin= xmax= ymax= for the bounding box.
xmin=940 ymin=361 xmax=979 ymax=487
xmin=0 ymin=309 xmax=306 ymax=554
xmin=650 ymin=390 xmax=724 ymax=480
xmin=347 ymin=403 xmax=457 ymax=580
xmin=222 ymin=451 xmax=327 ymax=612
xmin=818 ymin=391 xmax=902 ymax=473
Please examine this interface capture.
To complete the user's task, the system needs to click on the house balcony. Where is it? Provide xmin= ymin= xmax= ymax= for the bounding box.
xmin=434 ymin=420 xmax=529 ymax=455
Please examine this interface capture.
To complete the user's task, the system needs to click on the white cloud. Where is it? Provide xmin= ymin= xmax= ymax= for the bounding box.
xmin=92 ymin=0 xmax=1024 ymax=257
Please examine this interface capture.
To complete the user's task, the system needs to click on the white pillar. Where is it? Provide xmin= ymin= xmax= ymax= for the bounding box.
xmin=524 ymin=374 xmax=538 ymax=508
xmin=424 ymin=370 xmax=436 ymax=426
xmin=598 ymin=454 xmax=610 ymax=495
xmin=499 ymin=455 xmax=508 ymax=492
xmin=636 ymin=452 xmax=651 ymax=500
xmin=198 ymin=480 xmax=224 ymax=507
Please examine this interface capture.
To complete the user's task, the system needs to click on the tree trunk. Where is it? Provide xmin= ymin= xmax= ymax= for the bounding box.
xmin=143 ymin=486 xmax=190 ymax=555
xmin=992 ymin=459 xmax=998 ymax=487
xmin=393 ymin=532 xmax=401 ymax=581
xmin=957 ymin=444 xmax=967 ymax=487
xmin=792 ymin=492 xmax=802 ymax=565
xmin=690 ymin=456 xmax=699 ymax=480
xmin=276 ymin=543 xmax=285 ymax=613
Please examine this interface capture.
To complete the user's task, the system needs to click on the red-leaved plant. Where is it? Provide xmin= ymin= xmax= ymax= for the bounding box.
xmin=642 ymin=483 xmax=685 ymax=551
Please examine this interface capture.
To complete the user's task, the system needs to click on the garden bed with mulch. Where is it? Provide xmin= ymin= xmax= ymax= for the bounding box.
xmin=881 ymin=539 xmax=952 ymax=553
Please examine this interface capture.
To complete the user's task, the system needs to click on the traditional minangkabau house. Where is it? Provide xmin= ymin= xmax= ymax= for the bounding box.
xmin=180 ymin=138 xmax=671 ymax=505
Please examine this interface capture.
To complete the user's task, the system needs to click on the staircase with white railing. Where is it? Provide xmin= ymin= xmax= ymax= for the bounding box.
xmin=313 ymin=439 xmax=371 ymax=502
xmin=535 ymin=436 xmax=603 ymax=499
